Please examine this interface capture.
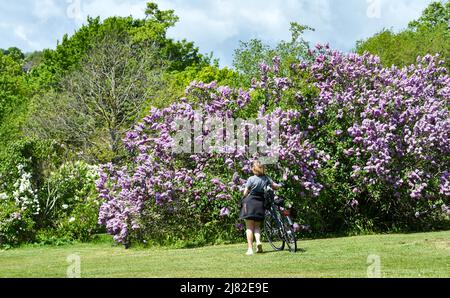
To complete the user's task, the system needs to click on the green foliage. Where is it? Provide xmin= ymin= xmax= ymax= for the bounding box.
xmin=0 ymin=139 xmax=64 ymax=195
xmin=39 ymin=161 xmax=98 ymax=219
xmin=37 ymin=161 xmax=101 ymax=242
xmin=356 ymin=25 xmax=450 ymax=69
xmin=33 ymin=231 xmax=73 ymax=246
xmin=131 ymin=2 xmax=179 ymax=45
xmin=356 ymin=1 xmax=450 ymax=69
xmin=0 ymin=139 xmax=63 ymax=247
xmin=150 ymin=65 xmax=239 ymax=108
xmin=131 ymin=3 xmax=212 ymax=71
xmin=0 ymin=52 xmax=30 ymax=155
xmin=2 ymin=0 xmax=448 ymax=249
xmin=0 ymin=52 xmax=27 ymax=121
xmin=0 ymin=199 xmax=35 ymax=248
xmin=161 ymin=39 xmax=212 ymax=71
xmin=408 ymin=1 xmax=450 ymax=30
xmin=25 ymin=91 xmax=93 ymax=155
xmin=1 ymin=1 xmax=237 ymax=247
xmin=30 ymin=17 xmax=101 ymax=88
xmin=25 ymin=2 xmax=212 ymax=164
xmin=0 ymin=158 xmax=102 ymax=247
xmin=139 ymin=199 xmax=243 ymax=248
xmin=36 ymin=197 xmax=102 ymax=244
xmin=0 ymin=47 xmax=25 ymax=63
xmin=233 ymin=22 xmax=313 ymax=85
xmin=30 ymin=2 xmax=209 ymax=89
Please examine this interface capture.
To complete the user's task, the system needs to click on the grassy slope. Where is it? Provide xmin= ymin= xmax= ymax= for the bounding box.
xmin=0 ymin=231 xmax=449 ymax=278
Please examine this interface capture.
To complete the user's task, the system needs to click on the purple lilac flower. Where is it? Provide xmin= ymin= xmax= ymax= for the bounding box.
xmin=220 ymin=207 xmax=230 ymax=217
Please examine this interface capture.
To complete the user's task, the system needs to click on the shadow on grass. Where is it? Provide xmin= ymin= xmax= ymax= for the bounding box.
xmin=262 ymin=247 xmax=307 ymax=254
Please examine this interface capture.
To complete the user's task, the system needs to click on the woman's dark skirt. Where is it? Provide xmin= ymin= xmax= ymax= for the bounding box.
xmin=239 ymin=194 xmax=265 ymax=222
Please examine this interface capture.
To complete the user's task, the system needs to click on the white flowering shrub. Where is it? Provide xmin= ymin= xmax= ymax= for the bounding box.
xmin=13 ymin=164 xmax=40 ymax=215
xmin=37 ymin=161 xmax=103 ymax=242
xmin=0 ymin=159 xmax=103 ymax=247
xmin=0 ymin=163 xmax=38 ymax=248
xmin=0 ymin=139 xmax=64 ymax=247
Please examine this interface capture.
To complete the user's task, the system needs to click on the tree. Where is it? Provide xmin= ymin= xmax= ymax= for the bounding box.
xmin=233 ymin=22 xmax=313 ymax=85
xmin=0 ymin=52 xmax=29 ymax=148
xmin=0 ymin=53 xmax=23 ymax=119
xmin=25 ymin=1 xmax=219 ymax=162
xmin=99 ymin=47 xmax=450 ymax=245
xmin=27 ymin=33 xmax=164 ymax=162
xmin=31 ymin=2 xmax=209 ymax=89
xmin=132 ymin=2 xmax=210 ymax=71
xmin=131 ymin=1 xmax=179 ymax=46
xmin=356 ymin=1 xmax=450 ymax=70
xmin=408 ymin=1 xmax=450 ymax=30
xmin=0 ymin=47 xmax=25 ymax=63
xmin=161 ymin=39 xmax=211 ymax=71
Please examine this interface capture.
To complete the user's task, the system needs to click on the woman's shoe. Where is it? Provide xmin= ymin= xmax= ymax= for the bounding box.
xmin=246 ymin=249 xmax=254 ymax=256
xmin=256 ymin=243 xmax=263 ymax=253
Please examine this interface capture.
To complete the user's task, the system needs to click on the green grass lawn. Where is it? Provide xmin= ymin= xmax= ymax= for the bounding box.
xmin=1 ymin=231 xmax=449 ymax=278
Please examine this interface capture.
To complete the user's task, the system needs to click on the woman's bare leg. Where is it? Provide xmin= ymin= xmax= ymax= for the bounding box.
xmin=254 ymin=221 xmax=261 ymax=244
xmin=254 ymin=221 xmax=263 ymax=253
xmin=245 ymin=220 xmax=255 ymax=254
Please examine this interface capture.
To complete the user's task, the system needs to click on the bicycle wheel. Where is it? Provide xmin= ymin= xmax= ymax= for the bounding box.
xmin=281 ymin=216 xmax=297 ymax=253
xmin=264 ymin=212 xmax=285 ymax=251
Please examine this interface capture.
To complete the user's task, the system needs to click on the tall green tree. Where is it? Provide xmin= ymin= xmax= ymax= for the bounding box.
xmin=131 ymin=2 xmax=210 ymax=70
xmin=0 ymin=52 xmax=29 ymax=149
xmin=30 ymin=2 xmax=209 ymax=89
xmin=0 ymin=47 xmax=25 ymax=64
xmin=25 ymin=1 xmax=215 ymax=162
xmin=27 ymin=33 xmax=163 ymax=162
xmin=356 ymin=1 xmax=450 ymax=69
xmin=408 ymin=1 xmax=450 ymax=30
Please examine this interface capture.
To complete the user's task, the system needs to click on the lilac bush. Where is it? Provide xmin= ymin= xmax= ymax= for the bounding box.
xmin=97 ymin=74 xmax=323 ymax=244
xmin=290 ymin=45 xmax=449 ymax=230
xmin=309 ymin=49 xmax=448 ymax=198
xmin=98 ymin=45 xmax=449 ymax=245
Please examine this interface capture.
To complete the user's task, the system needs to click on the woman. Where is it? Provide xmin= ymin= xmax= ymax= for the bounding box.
xmin=240 ymin=160 xmax=282 ymax=255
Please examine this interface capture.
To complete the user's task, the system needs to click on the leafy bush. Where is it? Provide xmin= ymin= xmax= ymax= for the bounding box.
xmin=0 ymin=139 xmax=64 ymax=196
xmin=38 ymin=161 xmax=103 ymax=242
xmin=295 ymin=46 xmax=449 ymax=233
xmin=0 ymin=139 xmax=63 ymax=248
xmin=98 ymin=46 xmax=449 ymax=246
xmin=0 ymin=198 xmax=35 ymax=248
xmin=0 ymin=157 xmax=103 ymax=247
xmin=97 ymin=70 xmax=323 ymax=245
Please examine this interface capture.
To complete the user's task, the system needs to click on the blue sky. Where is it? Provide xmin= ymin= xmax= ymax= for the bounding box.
xmin=0 ymin=0 xmax=435 ymax=67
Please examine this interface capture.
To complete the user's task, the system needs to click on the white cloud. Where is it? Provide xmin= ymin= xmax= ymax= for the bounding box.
xmin=13 ymin=25 xmax=41 ymax=49
xmin=77 ymin=0 xmax=147 ymax=24
xmin=154 ymin=0 xmax=338 ymax=65
xmin=0 ymin=0 xmax=437 ymax=65
xmin=385 ymin=0 xmax=434 ymax=30
xmin=33 ymin=0 xmax=64 ymax=22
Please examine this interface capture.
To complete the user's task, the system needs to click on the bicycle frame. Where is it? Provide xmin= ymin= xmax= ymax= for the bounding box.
xmin=264 ymin=196 xmax=297 ymax=253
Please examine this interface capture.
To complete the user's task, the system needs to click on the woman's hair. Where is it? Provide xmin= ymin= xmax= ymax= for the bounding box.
xmin=251 ymin=160 xmax=265 ymax=176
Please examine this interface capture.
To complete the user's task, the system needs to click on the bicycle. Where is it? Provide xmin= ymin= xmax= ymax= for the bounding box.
xmin=263 ymin=191 xmax=297 ymax=253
